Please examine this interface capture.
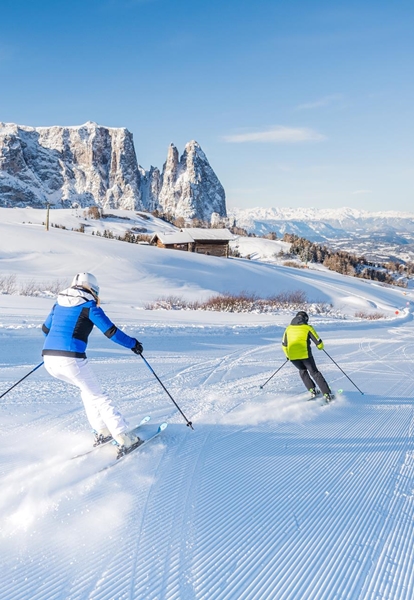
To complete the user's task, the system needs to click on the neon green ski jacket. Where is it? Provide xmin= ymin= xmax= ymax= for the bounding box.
xmin=282 ymin=316 xmax=324 ymax=360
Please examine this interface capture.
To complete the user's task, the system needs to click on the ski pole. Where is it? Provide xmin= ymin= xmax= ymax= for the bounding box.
xmin=0 ymin=361 xmax=44 ymax=400
xmin=323 ymin=349 xmax=364 ymax=395
xmin=139 ymin=354 xmax=194 ymax=430
xmin=259 ymin=358 xmax=289 ymax=389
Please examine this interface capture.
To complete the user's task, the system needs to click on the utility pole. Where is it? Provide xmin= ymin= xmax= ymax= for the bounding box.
xmin=46 ymin=202 xmax=50 ymax=231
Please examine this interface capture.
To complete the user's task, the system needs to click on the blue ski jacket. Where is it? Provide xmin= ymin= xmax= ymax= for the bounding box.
xmin=42 ymin=287 xmax=136 ymax=358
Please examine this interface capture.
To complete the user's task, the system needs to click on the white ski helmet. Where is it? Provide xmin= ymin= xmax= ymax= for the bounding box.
xmin=71 ymin=272 xmax=100 ymax=295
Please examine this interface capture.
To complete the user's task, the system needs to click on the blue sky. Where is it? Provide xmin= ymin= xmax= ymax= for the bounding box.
xmin=0 ymin=0 xmax=413 ymax=212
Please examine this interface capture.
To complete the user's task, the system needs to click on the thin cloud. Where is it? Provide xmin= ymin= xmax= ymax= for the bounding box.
xmin=295 ymin=94 xmax=344 ymax=111
xmin=223 ymin=126 xmax=326 ymax=144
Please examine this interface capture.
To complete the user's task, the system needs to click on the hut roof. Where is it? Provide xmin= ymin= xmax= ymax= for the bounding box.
xmin=150 ymin=228 xmax=235 ymax=245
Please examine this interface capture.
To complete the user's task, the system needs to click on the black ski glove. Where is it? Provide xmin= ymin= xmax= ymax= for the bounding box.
xmin=131 ymin=339 xmax=143 ymax=355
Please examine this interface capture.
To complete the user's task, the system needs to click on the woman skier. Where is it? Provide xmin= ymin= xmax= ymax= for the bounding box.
xmin=42 ymin=272 xmax=144 ymax=448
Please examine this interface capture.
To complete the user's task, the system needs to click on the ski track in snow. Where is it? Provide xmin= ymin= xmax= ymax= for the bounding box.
xmin=2 ymin=321 xmax=414 ymax=599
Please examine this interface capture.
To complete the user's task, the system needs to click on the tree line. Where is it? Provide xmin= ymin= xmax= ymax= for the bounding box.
xmin=281 ymin=233 xmax=414 ymax=287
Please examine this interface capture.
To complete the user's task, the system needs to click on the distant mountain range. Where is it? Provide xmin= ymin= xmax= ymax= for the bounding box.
xmin=230 ymin=206 xmax=414 ymax=243
xmin=229 ymin=206 xmax=414 ymax=263
xmin=0 ymin=121 xmax=226 ymax=222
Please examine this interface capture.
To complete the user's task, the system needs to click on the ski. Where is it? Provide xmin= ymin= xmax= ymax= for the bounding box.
xmin=71 ymin=415 xmax=151 ymax=460
xmin=99 ymin=422 xmax=168 ymax=472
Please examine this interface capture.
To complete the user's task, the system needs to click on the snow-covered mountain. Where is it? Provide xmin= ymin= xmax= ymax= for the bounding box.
xmin=230 ymin=206 xmax=414 ymax=244
xmin=0 ymin=121 xmax=226 ymax=221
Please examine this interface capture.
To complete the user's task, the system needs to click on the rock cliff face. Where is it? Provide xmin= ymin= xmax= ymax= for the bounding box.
xmin=139 ymin=165 xmax=161 ymax=213
xmin=0 ymin=122 xmax=143 ymax=209
xmin=158 ymin=141 xmax=226 ymax=221
xmin=0 ymin=122 xmax=226 ymax=221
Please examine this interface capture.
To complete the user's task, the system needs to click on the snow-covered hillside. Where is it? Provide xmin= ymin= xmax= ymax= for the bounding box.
xmin=1 ymin=206 xmax=177 ymax=240
xmin=1 ymin=208 xmax=414 ymax=599
xmin=0 ymin=208 xmax=408 ymax=315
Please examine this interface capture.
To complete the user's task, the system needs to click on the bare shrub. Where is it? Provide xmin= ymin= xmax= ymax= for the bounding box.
xmin=102 ymin=213 xmax=131 ymax=221
xmin=186 ymin=299 xmax=201 ymax=310
xmin=130 ymin=227 xmax=148 ymax=233
xmin=144 ymin=290 xmax=318 ymax=314
xmin=145 ymin=296 xmax=191 ymax=310
xmin=202 ymin=291 xmax=259 ymax=313
xmin=20 ymin=279 xmax=38 ymax=296
xmin=354 ymin=311 xmax=386 ymax=320
xmin=135 ymin=234 xmax=152 ymax=243
xmin=173 ymin=217 xmax=186 ymax=228
xmin=283 ymin=290 xmax=307 ymax=304
xmin=267 ymin=290 xmax=308 ymax=309
xmin=85 ymin=207 xmax=102 ymax=219
xmin=0 ymin=274 xmax=17 ymax=294
xmin=136 ymin=212 xmax=150 ymax=220
xmin=0 ymin=275 xmax=70 ymax=297
xmin=41 ymin=279 xmax=70 ymax=296
xmin=282 ymin=261 xmax=305 ymax=269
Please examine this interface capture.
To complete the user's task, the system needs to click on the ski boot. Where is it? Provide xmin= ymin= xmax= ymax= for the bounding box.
xmin=309 ymin=388 xmax=321 ymax=400
xmin=323 ymin=393 xmax=335 ymax=403
xmin=93 ymin=427 xmax=113 ymax=447
xmin=114 ymin=431 xmax=143 ymax=458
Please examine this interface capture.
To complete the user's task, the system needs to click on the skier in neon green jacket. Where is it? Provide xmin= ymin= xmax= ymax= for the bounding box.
xmin=282 ymin=311 xmax=333 ymax=400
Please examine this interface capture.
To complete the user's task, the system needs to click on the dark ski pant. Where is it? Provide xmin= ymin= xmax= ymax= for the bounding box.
xmin=290 ymin=355 xmax=331 ymax=395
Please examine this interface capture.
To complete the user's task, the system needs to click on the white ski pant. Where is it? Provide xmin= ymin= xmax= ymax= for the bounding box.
xmin=43 ymin=355 xmax=129 ymax=436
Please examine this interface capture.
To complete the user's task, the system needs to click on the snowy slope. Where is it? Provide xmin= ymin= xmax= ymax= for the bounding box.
xmin=230 ymin=235 xmax=291 ymax=262
xmin=1 ymin=209 xmax=414 ymax=599
xmin=0 ymin=208 xmax=408 ymax=316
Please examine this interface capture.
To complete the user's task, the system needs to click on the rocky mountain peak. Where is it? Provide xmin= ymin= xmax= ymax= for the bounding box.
xmin=0 ymin=122 xmax=226 ymax=221
xmin=157 ymin=140 xmax=226 ymax=221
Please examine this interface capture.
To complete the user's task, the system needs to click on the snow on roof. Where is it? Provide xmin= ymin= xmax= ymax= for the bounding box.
xmin=151 ymin=228 xmax=235 ymax=244
xmin=183 ymin=228 xmax=235 ymax=241
xmin=151 ymin=231 xmax=194 ymax=244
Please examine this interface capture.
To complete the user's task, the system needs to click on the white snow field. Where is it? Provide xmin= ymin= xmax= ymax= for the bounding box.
xmin=1 ymin=211 xmax=414 ymax=600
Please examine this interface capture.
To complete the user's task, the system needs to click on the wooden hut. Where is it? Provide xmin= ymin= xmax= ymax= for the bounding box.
xmin=150 ymin=228 xmax=235 ymax=258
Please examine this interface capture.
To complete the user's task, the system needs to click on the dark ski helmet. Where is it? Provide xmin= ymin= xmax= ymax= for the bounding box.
xmin=296 ymin=311 xmax=309 ymax=323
